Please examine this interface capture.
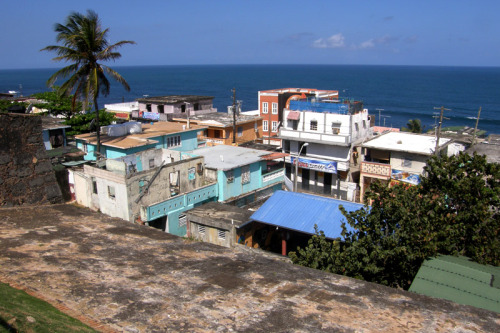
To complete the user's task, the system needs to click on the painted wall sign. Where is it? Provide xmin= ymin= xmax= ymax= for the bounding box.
xmin=291 ymin=157 xmax=337 ymax=174
xmin=391 ymin=169 xmax=420 ymax=185
xmin=142 ymin=111 xmax=160 ymax=121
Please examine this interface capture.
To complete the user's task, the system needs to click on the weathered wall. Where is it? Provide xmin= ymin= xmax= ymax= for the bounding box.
xmin=0 ymin=114 xmax=62 ymax=206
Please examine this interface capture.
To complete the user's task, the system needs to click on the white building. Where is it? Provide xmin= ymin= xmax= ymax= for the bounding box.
xmin=279 ymin=98 xmax=371 ymax=201
xmin=359 ymin=131 xmax=465 ymax=202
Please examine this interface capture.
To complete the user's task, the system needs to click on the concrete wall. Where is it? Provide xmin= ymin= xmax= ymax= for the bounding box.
xmin=390 ymin=152 xmax=428 ymax=174
xmin=0 ymin=114 xmax=62 ymax=206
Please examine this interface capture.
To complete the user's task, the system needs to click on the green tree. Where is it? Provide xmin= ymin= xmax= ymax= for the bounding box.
xmin=290 ymin=152 xmax=499 ymax=289
xmin=31 ymin=87 xmax=83 ymax=119
xmin=402 ymin=118 xmax=423 ymax=133
xmin=64 ymin=109 xmax=116 ymax=136
xmin=41 ymin=10 xmax=135 ymax=156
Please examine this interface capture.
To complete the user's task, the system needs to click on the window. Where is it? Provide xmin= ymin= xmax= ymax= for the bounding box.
xmin=167 ymin=135 xmax=181 ymax=148
xmin=254 ymin=122 xmax=258 ymax=132
xmin=332 ymin=122 xmax=341 ymax=134
xmin=149 ymin=159 xmax=155 ymax=168
xmin=310 ymin=120 xmax=318 ymax=131
xmin=272 ymin=121 xmax=278 ymax=132
xmin=262 ymin=102 xmax=268 ymax=114
xmin=178 ymin=214 xmax=187 ymax=227
xmin=241 ymin=165 xmax=250 ymax=184
xmin=226 ymin=170 xmax=234 ymax=183
xmin=83 ymin=143 xmax=88 ymax=153
xmin=197 ymin=163 xmax=203 ymax=174
xmin=108 ymin=185 xmax=115 ymax=199
xmin=355 ymin=123 xmax=359 ymax=131
xmin=263 ymin=120 xmax=268 ymax=132
xmin=272 ymin=102 xmax=278 ymax=114
xmin=92 ymin=178 xmax=98 ymax=194
xmin=363 ymin=120 xmax=367 ymax=129
xmin=237 ymin=126 xmax=243 ymax=137
xmin=218 ymin=229 xmax=226 ymax=240
xmin=158 ymin=105 xmax=164 ymax=114
xmin=198 ymin=225 xmax=206 ymax=235
xmin=402 ymin=159 xmax=412 ymax=168
xmin=146 ymin=104 xmax=152 ymax=112
xmin=188 ymin=167 xmax=196 ymax=180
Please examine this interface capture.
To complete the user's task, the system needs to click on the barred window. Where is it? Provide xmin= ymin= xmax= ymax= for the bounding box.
xmin=310 ymin=120 xmax=318 ymax=131
xmin=241 ymin=165 xmax=250 ymax=184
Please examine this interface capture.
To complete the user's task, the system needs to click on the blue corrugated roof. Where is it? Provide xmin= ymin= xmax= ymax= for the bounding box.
xmin=249 ymin=191 xmax=365 ymax=239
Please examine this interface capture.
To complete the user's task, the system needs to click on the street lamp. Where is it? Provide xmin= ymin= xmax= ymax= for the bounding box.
xmin=294 ymin=143 xmax=309 ymax=192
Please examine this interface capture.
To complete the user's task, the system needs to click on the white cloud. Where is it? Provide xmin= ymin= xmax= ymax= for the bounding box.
xmin=312 ymin=33 xmax=345 ymax=48
xmin=358 ymin=35 xmax=399 ymax=49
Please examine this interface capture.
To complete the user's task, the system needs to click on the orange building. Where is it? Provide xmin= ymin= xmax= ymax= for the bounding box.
xmin=258 ymin=88 xmax=338 ymax=145
xmin=172 ymin=112 xmax=262 ymax=147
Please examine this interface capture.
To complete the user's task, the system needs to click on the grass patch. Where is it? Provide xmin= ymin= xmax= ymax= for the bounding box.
xmin=0 ymin=282 xmax=96 ymax=333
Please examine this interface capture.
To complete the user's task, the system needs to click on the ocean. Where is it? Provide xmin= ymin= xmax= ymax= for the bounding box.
xmin=1 ymin=65 xmax=499 ymax=134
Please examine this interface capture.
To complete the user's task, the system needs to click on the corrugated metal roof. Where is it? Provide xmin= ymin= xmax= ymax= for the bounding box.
xmin=249 ymin=191 xmax=365 ymax=239
xmin=409 ymin=255 xmax=500 ymax=313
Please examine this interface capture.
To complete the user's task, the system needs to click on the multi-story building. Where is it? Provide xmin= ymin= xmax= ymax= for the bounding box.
xmin=280 ymin=96 xmax=371 ymax=201
xmin=258 ymin=88 xmax=338 ymax=145
xmin=172 ymin=112 xmax=262 ymax=147
xmin=74 ymin=121 xmax=206 ymax=161
xmin=134 ymin=95 xmax=216 ymax=122
xmin=71 ymin=148 xmax=218 ymax=236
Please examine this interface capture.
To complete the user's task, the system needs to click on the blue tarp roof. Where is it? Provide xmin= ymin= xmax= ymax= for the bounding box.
xmin=249 ymin=191 xmax=365 ymax=239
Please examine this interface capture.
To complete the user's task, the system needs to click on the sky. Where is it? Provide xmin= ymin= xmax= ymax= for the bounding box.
xmin=1 ymin=0 xmax=499 ymax=69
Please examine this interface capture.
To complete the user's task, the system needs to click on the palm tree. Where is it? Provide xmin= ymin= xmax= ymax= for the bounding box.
xmin=402 ymin=119 xmax=423 ymax=133
xmin=41 ymin=10 xmax=135 ymax=157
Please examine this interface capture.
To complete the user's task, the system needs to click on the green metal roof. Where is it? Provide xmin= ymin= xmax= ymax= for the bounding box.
xmin=409 ymin=255 xmax=500 ymax=313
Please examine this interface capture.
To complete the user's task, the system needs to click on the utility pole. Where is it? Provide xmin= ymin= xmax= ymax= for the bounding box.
xmin=376 ymin=108 xmax=384 ymax=127
xmin=232 ymin=88 xmax=237 ymax=144
xmin=471 ymin=106 xmax=482 ymax=146
xmin=433 ymin=106 xmax=451 ymax=156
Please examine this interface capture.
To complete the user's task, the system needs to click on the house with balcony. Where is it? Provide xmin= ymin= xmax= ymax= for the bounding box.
xmin=172 ymin=111 xmax=262 ymax=147
xmin=258 ymin=88 xmax=338 ymax=145
xmin=189 ymin=145 xmax=286 ymax=207
xmin=279 ymin=96 xmax=371 ymax=201
xmin=74 ymin=121 xmax=206 ymax=161
xmin=359 ymin=131 xmax=464 ymax=202
xmin=133 ymin=95 xmax=216 ymax=122
xmin=70 ymin=148 xmax=217 ymax=236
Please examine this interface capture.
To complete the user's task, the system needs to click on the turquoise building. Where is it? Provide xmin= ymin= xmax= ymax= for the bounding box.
xmin=74 ymin=121 xmax=205 ymax=161
xmin=191 ymin=145 xmax=285 ymax=207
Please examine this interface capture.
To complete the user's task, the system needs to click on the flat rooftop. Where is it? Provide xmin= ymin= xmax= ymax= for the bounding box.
xmin=0 ymin=204 xmax=497 ymax=332
xmin=363 ymin=132 xmax=450 ymax=155
xmin=75 ymin=122 xmax=206 ymax=149
xmin=173 ymin=112 xmax=261 ymax=127
xmin=136 ymin=95 xmax=214 ymax=104
xmin=193 ymin=145 xmax=271 ymax=171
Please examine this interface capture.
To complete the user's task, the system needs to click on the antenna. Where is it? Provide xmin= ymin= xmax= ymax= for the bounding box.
xmin=376 ymin=109 xmax=384 ymax=126
xmin=232 ymin=88 xmax=237 ymax=144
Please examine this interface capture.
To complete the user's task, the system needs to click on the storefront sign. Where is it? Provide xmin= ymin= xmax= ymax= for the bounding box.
xmin=291 ymin=157 xmax=337 ymax=174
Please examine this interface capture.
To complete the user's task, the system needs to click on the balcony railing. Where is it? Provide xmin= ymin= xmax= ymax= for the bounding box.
xmin=141 ymin=183 xmax=218 ymax=222
xmin=360 ymin=161 xmax=391 ymax=177
xmin=262 ymin=169 xmax=285 ymax=187
xmin=280 ymin=128 xmax=351 ymax=145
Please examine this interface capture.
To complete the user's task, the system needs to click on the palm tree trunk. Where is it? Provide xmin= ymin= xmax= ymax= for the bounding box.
xmin=94 ymin=97 xmax=100 ymax=158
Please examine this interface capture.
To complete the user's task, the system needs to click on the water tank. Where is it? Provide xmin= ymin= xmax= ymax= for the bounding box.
xmin=126 ymin=122 xmax=142 ymax=134
xmin=107 ymin=124 xmax=128 ymax=137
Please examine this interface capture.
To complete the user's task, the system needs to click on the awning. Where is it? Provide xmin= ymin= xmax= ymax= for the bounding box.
xmin=287 ymin=111 xmax=300 ymax=121
xmin=261 ymin=152 xmax=288 ymax=160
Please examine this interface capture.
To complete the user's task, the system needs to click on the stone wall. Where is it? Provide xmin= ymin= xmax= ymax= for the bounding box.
xmin=0 ymin=113 xmax=62 ymax=206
